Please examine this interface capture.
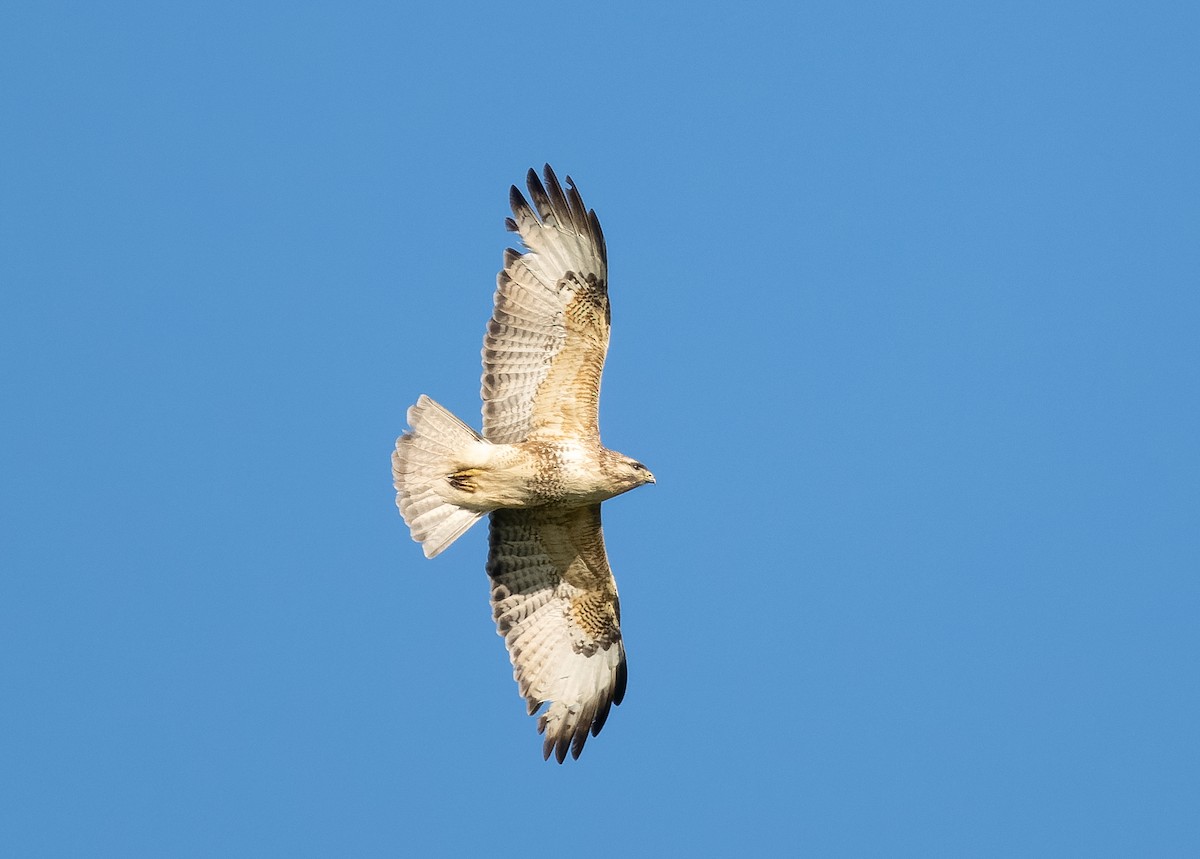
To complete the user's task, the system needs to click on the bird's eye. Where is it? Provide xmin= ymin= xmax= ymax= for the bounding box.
xmin=632 ymin=462 xmax=646 ymax=471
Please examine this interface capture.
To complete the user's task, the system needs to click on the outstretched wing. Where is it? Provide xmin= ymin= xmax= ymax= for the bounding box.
xmin=482 ymin=165 xmax=610 ymax=444
xmin=487 ymin=505 xmax=627 ymax=763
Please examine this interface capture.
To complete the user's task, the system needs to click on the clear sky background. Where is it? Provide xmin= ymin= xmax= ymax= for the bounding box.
xmin=3 ymin=1 xmax=1198 ymax=856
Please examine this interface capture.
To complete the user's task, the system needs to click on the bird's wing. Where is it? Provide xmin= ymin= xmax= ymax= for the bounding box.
xmin=487 ymin=504 xmax=627 ymax=763
xmin=482 ymin=165 xmax=610 ymax=444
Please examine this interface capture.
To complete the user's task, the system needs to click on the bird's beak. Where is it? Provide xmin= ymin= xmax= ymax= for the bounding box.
xmin=646 ymin=472 xmax=656 ymax=485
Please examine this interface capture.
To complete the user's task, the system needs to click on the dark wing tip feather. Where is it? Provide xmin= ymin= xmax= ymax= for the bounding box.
xmin=508 ymin=184 xmax=531 ymax=223
xmin=588 ymin=209 xmax=607 ymax=266
xmin=614 ymin=654 xmax=628 ymax=705
xmin=526 ymin=167 xmax=552 ymax=222
xmin=592 ymin=660 xmax=625 ymax=736
xmin=571 ymin=700 xmax=598 ymax=759
xmin=544 ymin=732 xmax=571 ymax=764
xmin=592 ymin=700 xmax=614 ymax=737
xmin=551 ymin=166 xmax=608 ymax=267
xmin=563 ymin=174 xmax=590 ymax=234
xmin=541 ymin=165 xmax=571 ymax=226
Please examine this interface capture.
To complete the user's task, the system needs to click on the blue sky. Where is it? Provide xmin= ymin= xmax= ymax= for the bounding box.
xmin=3 ymin=1 xmax=1198 ymax=855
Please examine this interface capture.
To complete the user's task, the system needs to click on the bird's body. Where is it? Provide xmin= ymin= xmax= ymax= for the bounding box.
xmin=427 ymin=427 xmax=645 ymax=512
xmin=392 ymin=166 xmax=653 ymax=762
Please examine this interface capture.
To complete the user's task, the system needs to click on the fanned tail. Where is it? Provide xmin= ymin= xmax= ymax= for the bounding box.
xmin=392 ymin=395 xmax=487 ymax=558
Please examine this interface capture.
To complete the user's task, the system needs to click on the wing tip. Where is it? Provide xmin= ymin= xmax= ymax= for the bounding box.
xmin=530 ymin=659 xmax=625 ymax=763
xmin=503 ymin=165 xmax=607 ymax=266
xmin=508 ymin=183 xmax=531 ymax=226
xmin=525 ymin=167 xmax=551 ymax=219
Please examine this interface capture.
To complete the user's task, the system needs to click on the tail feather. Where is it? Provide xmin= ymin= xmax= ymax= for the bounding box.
xmin=393 ymin=395 xmax=487 ymax=558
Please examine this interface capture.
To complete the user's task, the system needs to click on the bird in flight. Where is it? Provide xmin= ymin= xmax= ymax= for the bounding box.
xmin=392 ymin=165 xmax=654 ymax=762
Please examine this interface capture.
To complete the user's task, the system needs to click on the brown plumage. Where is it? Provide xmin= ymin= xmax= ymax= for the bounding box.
xmin=392 ymin=166 xmax=654 ymax=761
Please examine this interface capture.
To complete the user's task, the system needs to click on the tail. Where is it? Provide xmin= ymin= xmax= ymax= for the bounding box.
xmin=392 ymin=395 xmax=487 ymax=558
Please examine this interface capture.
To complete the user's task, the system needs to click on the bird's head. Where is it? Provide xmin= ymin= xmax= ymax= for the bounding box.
xmin=620 ymin=456 xmax=656 ymax=489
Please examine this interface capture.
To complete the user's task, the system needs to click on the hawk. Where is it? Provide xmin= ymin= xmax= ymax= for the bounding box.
xmin=392 ymin=166 xmax=654 ymax=762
